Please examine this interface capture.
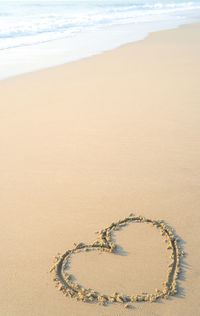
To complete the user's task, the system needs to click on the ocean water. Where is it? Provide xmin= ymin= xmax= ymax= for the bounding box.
xmin=0 ymin=0 xmax=200 ymax=80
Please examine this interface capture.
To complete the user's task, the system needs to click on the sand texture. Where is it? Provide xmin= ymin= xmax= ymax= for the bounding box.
xmin=0 ymin=23 xmax=200 ymax=316
xmin=50 ymin=214 xmax=183 ymax=307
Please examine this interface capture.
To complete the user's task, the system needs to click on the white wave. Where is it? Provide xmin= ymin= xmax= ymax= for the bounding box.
xmin=0 ymin=0 xmax=200 ymax=51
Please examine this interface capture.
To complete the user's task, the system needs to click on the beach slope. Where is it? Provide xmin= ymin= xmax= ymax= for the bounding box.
xmin=0 ymin=23 xmax=200 ymax=316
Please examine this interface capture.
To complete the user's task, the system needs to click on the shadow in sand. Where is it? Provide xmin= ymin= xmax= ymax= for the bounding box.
xmin=50 ymin=214 xmax=188 ymax=307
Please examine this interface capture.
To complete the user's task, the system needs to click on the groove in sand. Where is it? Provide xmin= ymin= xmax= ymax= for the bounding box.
xmin=50 ymin=214 xmax=184 ymax=308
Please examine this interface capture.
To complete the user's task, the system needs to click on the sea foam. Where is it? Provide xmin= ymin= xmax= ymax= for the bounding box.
xmin=0 ymin=0 xmax=200 ymax=80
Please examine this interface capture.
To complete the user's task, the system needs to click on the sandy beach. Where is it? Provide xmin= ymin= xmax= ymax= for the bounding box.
xmin=0 ymin=23 xmax=200 ymax=316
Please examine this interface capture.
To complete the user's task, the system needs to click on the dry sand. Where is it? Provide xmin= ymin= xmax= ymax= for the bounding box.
xmin=0 ymin=23 xmax=200 ymax=316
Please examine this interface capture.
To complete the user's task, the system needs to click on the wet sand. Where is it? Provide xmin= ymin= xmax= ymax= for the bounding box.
xmin=0 ymin=23 xmax=200 ymax=316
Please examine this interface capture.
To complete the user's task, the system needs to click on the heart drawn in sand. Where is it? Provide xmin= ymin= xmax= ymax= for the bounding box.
xmin=50 ymin=214 xmax=184 ymax=308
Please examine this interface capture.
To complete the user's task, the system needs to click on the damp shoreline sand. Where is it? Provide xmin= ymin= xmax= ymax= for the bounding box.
xmin=0 ymin=23 xmax=200 ymax=316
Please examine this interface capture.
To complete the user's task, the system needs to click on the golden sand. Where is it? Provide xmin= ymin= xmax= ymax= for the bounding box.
xmin=0 ymin=23 xmax=200 ymax=316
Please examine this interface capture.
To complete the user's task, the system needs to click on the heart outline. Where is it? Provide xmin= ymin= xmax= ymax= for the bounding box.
xmin=50 ymin=214 xmax=183 ymax=307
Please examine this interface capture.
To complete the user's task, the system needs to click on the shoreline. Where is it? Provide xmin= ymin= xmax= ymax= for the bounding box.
xmin=0 ymin=18 xmax=200 ymax=83
xmin=0 ymin=22 xmax=200 ymax=316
